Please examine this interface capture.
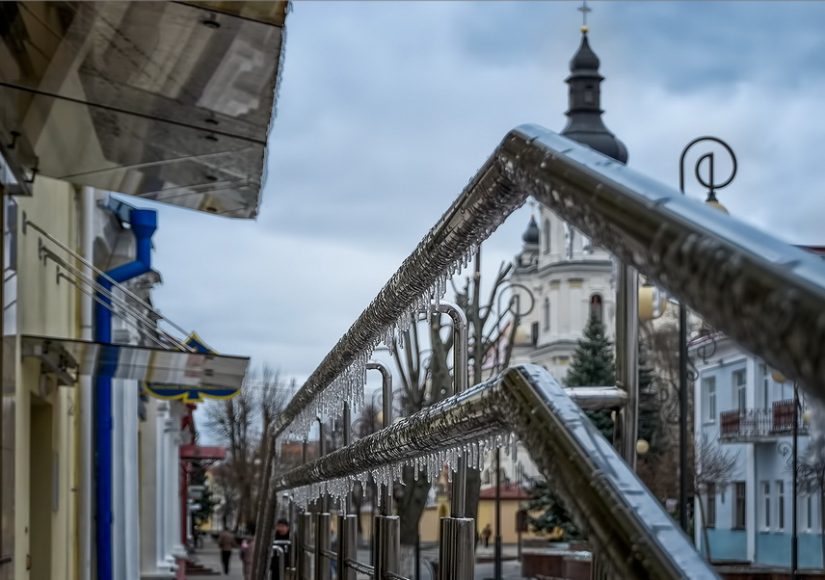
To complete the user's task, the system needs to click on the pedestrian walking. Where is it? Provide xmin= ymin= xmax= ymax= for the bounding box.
xmin=241 ymin=532 xmax=255 ymax=580
xmin=218 ymin=529 xmax=235 ymax=574
xmin=481 ymin=523 xmax=492 ymax=548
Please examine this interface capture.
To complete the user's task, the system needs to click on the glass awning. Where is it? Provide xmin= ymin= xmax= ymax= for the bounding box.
xmin=21 ymin=335 xmax=249 ymax=399
xmin=0 ymin=1 xmax=288 ymax=218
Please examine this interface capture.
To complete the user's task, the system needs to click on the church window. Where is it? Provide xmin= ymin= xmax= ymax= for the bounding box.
xmin=543 ymin=298 xmax=550 ymax=331
xmin=584 ymin=84 xmax=595 ymax=104
xmin=543 ymin=219 xmax=551 ymax=254
xmin=589 ymin=294 xmax=603 ymax=323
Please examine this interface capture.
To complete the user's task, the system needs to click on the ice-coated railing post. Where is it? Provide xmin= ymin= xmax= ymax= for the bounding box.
xmin=366 ymin=361 xmax=393 ymax=514
xmin=336 ymin=514 xmax=357 ymax=580
xmin=317 ymin=418 xmax=328 ymax=513
xmin=438 ymin=517 xmax=475 ymax=580
xmin=297 ymin=513 xmax=312 ymax=580
xmin=315 ymin=512 xmax=331 ymax=580
xmin=373 ymin=515 xmax=400 ymax=580
xmin=287 ymin=495 xmax=297 ymax=579
xmin=342 ymin=401 xmax=352 ymax=512
xmin=616 ymin=264 xmax=639 ymax=469
xmin=271 ymin=545 xmax=286 ymax=580
xmin=436 ymin=302 xmax=469 ymax=517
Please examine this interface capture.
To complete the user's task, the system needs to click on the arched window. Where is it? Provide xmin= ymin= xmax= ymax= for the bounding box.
xmin=543 ymin=297 xmax=551 ymax=331
xmin=543 ymin=219 xmax=551 ymax=254
xmin=590 ymin=294 xmax=603 ymax=323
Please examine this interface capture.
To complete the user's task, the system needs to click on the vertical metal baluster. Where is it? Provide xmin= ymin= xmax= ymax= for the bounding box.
xmin=337 ymin=514 xmax=357 ymax=580
xmin=315 ymin=512 xmax=331 ymax=580
xmin=374 ymin=515 xmax=400 ymax=580
xmin=616 ymin=264 xmax=639 ymax=468
xmin=337 ymin=402 xmax=355 ymax=580
xmin=297 ymin=513 xmax=312 ymax=580
xmin=438 ymin=517 xmax=474 ymax=580
xmin=314 ymin=419 xmax=330 ymax=580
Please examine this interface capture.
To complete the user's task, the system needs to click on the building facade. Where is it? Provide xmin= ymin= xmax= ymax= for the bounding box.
xmin=510 ymin=28 xmax=625 ymax=384
xmin=693 ymin=334 xmax=823 ymax=568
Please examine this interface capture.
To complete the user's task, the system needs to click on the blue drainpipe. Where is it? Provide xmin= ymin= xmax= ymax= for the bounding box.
xmin=94 ymin=208 xmax=157 ymax=580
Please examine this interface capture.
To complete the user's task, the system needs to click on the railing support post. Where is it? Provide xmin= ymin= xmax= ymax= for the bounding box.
xmin=616 ymin=264 xmax=639 ymax=469
xmin=438 ymin=517 xmax=475 ymax=580
xmin=373 ymin=515 xmax=400 ymax=580
xmin=336 ymin=514 xmax=357 ymax=580
xmin=315 ymin=512 xmax=331 ymax=580
xmin=435 ymin=303 xmax=469 ymax=517
xmin=366 ymin=362 xmax=393 ymax=514
xmin=297 ymin=513 xmax=312 ymax=580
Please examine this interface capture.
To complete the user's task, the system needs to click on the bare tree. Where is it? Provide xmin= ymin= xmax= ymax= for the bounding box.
xmin=797 ymin=397 xmax=825 ymax=566
xmin=391 ymin=251 xmax=520 ymax=571
xmin=694 ymin=434 xmax=736 ymax=561
xmin=205 ymin=364 xmax=293 ymax=532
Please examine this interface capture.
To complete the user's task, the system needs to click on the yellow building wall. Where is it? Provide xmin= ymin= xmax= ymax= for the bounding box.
xmin=14 ymin=176 xmax=79 ymax=580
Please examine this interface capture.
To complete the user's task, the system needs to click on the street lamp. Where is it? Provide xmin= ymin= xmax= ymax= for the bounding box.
xmin=492 ymin=283 xmax=535 ymax=580
xmin=773 ymin=370 xmax=799 ymax=580
xmin=678 ymin=136 xmax=737 ymax=532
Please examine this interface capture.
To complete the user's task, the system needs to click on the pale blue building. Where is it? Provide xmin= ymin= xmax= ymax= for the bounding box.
xmin=693 ymin=334 xmax=822 ymax=569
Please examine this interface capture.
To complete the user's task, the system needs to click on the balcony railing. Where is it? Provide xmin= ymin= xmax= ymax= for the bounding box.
xmin=719 ymin=400 xmax=808 ymax=442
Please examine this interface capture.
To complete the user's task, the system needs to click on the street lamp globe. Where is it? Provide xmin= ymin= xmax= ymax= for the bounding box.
xmin=636 ymin=439 xmax=650 ymax=456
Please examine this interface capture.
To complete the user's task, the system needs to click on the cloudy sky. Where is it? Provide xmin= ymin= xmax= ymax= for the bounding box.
xmin=146 ymin=1 xmax=825 ymax=397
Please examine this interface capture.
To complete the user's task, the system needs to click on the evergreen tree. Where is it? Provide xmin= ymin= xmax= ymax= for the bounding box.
xmin=637 ymin=342 xmax=658 ymax=448
xmin=526 ymin=479 xmax=581 ymax=539
xmin=566 ymin=315 xmax=615 ymax=440
xmin=529 ymin=316 xmax=617 ymax=538
xmin=191 ymin=460 xmax=217 ymax=533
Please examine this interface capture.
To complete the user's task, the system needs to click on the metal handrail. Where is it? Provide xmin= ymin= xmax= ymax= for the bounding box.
xmin=277 ymin=365 xmax=717 ymax=579
xmin=271 ymin=124 xmax=825 ymax=442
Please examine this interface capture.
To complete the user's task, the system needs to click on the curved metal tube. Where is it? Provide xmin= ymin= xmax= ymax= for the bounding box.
xmin=435 ymin=302 xmax=469 ymax=516
xmin=275 ymin=365 xmax=716 ymax=580
xmin=366 ymin=361 xmax=393 ymax=514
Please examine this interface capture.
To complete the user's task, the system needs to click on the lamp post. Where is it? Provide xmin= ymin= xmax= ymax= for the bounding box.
xmin=678 ymin=137 xmax=737 ymax=532
xmin=792 ymin=380 xmax=799 ymax=580
xmin=492 ymin=284 xmax=534 ymax=580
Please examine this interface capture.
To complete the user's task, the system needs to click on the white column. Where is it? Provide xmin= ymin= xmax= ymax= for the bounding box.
xmin=170 ymin=403 xmax=186 ymax=558
xmin=124 ymin=380 xmax=140 ymax=579
xmin=112 ymin=379 xmax=126 ymax=578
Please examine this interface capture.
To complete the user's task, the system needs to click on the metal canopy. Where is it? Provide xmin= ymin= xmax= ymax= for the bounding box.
xmin=22 ymin=335 xmax=249 ymax=395
xmin=0 ymin=1 xmax=288 ymax=218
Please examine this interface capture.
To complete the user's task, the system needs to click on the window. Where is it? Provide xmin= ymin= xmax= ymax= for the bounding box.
xmin=762 ymin=481 xmax=771 ymax=528
xmin=733 ymin=481 xmax=746 ymax=529
xmin=530 ymin=322 xmax=539 ymax=346
xmin=703 ymin=377 xmax=717 ymax=422
xmin=543 ymin=298 xmax=550 ymax=331
xmin=807 ymin=493 xmax=814 ymax=531
xmin=589 ymin=294 xmax=603 ymax=323
xmin=761 ymin=363 xmax=770 ymax=410
xmin=543 ymin=219 xmax=551 ymax=254
xmin=777 ymin=480 xmax=785 ymax=530
xmin=706 ymin=483 xmax=716 ymax=528
xmin=733 ymin=369 xmax=747 ymax=412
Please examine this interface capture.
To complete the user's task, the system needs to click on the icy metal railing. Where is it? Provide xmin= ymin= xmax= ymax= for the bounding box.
xmin=273 ymin=366 xmax=715 ymax=579
xmin=255 ymin=124 xmax=825 ymax=578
